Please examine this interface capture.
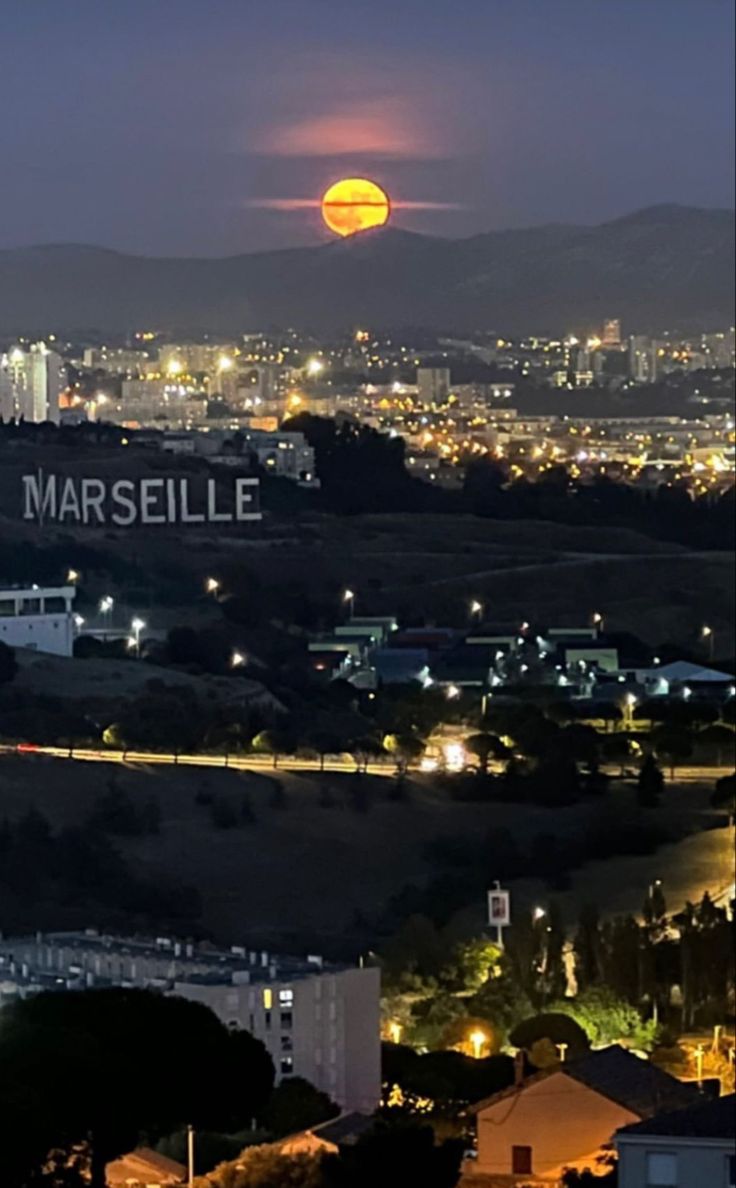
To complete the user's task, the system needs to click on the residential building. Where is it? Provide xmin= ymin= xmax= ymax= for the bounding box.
xmin=629 ymin=336 xmax=658 ymax=384
xmin=463 ymin=1046 xmax=697 ymax=1185
xmin=0 ymin=585 xmax=76 ymax=657
xmin=615 ymin=1094 xmax=735 ymax=1188
xmin=0 ymin=931 xmax=381 ymax=1113
xmin=0 ymin=342 xmax=64 ymax=423
xmin=417 ymin=367 xmax=451 ymax=405
xmin=602 ymin=319 xmax=622 ymax=347
xmin=106 ymin=1148 xmax=185 ymax=1187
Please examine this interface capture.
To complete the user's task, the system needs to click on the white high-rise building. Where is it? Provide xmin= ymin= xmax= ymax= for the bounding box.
xmin=628 ymin=336 xmax=658 ymax=384
xmin=0 ymin=343 xmax=64 ymax=423
xmin=417 ymin=367 xmax=451 ymax=405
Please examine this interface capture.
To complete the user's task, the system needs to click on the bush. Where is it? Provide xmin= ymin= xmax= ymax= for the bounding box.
xmin=551 ymin=988 xmax=660 ymax=1051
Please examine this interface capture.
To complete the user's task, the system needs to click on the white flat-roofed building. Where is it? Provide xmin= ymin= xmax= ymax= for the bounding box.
xmin=0 ymin=931 xmax=381 ymax=1114
xmin=0 ymin=585 xmax=76 ymax=656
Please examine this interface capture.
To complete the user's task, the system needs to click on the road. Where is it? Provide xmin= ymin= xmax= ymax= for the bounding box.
xmin=0 ymin=743 xmax=730 ymax=782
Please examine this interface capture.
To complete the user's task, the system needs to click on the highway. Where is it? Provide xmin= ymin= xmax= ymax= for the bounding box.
xmin=0 ymin=743 xmax=730 ymax=782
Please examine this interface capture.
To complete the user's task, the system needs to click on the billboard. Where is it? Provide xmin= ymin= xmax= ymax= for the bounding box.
xmin=21 ymin=469 xmax=261 ymax=526
xmin=487 ymin=889 xmax=511 ymax=928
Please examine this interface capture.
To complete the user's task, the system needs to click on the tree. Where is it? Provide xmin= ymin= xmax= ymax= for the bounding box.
xmin=260 ymin=1078 xmax=339 ymax=1139
xmin=0 ymin=640 xmax=18 ymax=684
xmin=509 ymin=1013 xmax=590 ymax=1060
xmin=652 ymin=725 xmax=694 ymax=779
xmin=637 ymin=755 xmax=664 ymax=807
xmin=332 ymin=1123 xmax=464 ymax=1188
xmin=711 ymin=772 xmax=735 ymax=815
xmin=551 ymin=987 xmax=659 ymax=1051
xmin=0 ymin=989 xmax=274 ymax=1188
xmin=195 ymin=1146 xmax=327 ymax=1188
xmin=601 ymin=734 xmax=631 ymax=777
xmin=699 ymin=724 xmax=736 ymax=767
xmin=383 ymin=733 xmax=425 ymax=773
xmin=464 ymin=732 xmax=508 ymax=774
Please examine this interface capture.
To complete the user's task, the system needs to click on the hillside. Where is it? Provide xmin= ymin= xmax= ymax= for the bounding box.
xmin=0 ymin=205 xmax=732 ymax=335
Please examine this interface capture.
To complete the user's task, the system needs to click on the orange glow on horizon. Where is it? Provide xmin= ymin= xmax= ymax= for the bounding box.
xmin=322 ymin=177 xmax=391 ymax=237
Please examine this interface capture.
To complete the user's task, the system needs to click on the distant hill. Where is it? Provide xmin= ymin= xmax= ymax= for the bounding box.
xmin=0 ymin=204 xmax=733 ymax=335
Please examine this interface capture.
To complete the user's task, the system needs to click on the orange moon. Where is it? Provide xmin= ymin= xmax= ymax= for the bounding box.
xmin=321 ymin=177 xmax=391 ymax=237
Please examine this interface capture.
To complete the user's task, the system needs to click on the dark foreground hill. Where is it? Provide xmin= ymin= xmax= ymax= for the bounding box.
xmin=0 ymin=204 xmax=733 ymax=335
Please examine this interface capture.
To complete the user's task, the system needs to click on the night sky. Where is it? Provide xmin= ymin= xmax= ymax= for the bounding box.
xmin=1 ymin=0 xmax=733 ymax=256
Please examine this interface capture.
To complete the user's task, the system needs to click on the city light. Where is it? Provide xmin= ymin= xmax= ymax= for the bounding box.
xmin=470 ymin=599 xmax=483 ymax=619
xmin=66 ymin=569 xmax=80 ymax=584
xmin=73 ymin=614 xmax=85 ymax=630
xmin=469 ymin=1029 xmax=488 ymax=1060
xmin=533 ymin=907 xmax=546 ymax=922
xmin=443 ymin=742 xmax=466 ymax=772
xmin=388 ymin=1021 xmax=403 ymax=1045
xmin=306 ymin=357 xmax=324 ymax=377
xmin=218 ymin=355 xmax=234 ymax=372
xmin=592 ymin=612 xmax=604 ymax=626
xmin=205 ymin=577 xmax=221 ymax=595
xmin=166 ymin=359 xmax=183 ymax=377
xmin=99 ymin=595 xmax=114 ymax=614
xmin=131 ymin=617 xmax=146 ymax=655
xmin=445 ymin=684 xmax=461 ymax=700
xmin=231 ymin=651 xmax=246 ymax=668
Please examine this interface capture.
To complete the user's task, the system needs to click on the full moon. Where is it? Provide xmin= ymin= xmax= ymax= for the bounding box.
xmin=321 ymin=177 xmax=391 ymax=237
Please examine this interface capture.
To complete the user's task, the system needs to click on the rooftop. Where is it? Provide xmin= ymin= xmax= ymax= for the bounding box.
xmin=617 ymin=1092 xmax=736 ymax=1140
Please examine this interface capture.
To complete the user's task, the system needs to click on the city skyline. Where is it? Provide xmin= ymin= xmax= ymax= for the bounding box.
xmin=0 ymin=0 xmax=733 ymax=256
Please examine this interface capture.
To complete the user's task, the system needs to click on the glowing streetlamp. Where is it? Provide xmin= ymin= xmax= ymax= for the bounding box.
xmin=469 ymin=599 xmax=484 ymax=621
xmin=701 ymin=625 xmax=715 ymax=661
xmin=218 ymin=354 xmax=234 ymax=372
xmin=306 ymin=357 xmax=324 ymax=378
xmin=469 ymin=1029 xmax=488 ymax=1060
xmin=66 ymin=568 xmax=80 ymax=584
xmin=622 ymin=692 xmax=637 ymax=730
xmin=533 ymin=906 xmax=547 ymax=923
xmin=343 ymin=589 xmax=355 ymax=618
xmin=592 ymin=611 xmax=604 ymax=630
xmin=73 ymin=614 xmax=85 ymax=632
xmin=99 ymin=595 xmax=114 ymax=615
xmin=388 ymin=1021 xmax=403 ymax=1045
xmin=131 ymin=617 xmax=146 ymax=656
xmin=205 ymin=577 xmax=221 ymax=596
xmin=446 ymin=684 xmax=461 ymax=700
xmin=231 ymin=651 xmax=246 ymax=668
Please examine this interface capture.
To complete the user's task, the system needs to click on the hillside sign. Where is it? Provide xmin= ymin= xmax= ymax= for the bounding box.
xmin=22 ymin=469 xmax=261 ymax=526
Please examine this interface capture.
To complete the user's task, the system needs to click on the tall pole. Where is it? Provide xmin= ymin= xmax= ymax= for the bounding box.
xmin=187 ymin=1124 xmax=195 ymax=1188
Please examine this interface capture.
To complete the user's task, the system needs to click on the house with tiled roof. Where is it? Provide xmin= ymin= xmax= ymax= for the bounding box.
xmin=615 ymin=1093 xmax=735 ymax=1188
xmin=460 ymin=1046 xmax=698 ymax=1186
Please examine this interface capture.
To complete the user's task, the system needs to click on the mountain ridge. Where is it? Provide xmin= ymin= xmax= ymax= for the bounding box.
xmin=0 ymin=205 xmax=733 ymax=335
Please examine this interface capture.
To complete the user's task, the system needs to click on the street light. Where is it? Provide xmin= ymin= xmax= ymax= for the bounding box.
xmin=533 ymin=906 xmax=546 ymax=923
xmin=66 ymin=568 xmax=80 ymax=584
xmin=388 ymin=1021 xmax=403 ymax=1045
xmin=702 ymin=625 xmax=715 ymax=661
xmin=343 ymin=589 xmax=355 ymax=618
xmin=205 ymin=577 xmax=221 ymax=595
xmin=73 ymin=614 xmax=85 ymax=632
xmin=470 ymin=599 xmax=483 ymax=620
xmin=446 ymin=684 xmax=461 ymax=700
xmin=99 ymin=595 xmax=114 ymax=615
xmin=131 ymin=617 xmax=146 ymax=656
xmin=469 ymin=1029 xmax=488 ymax=1060
xmin=592 ymin=611 xmax=604 ymax=629
xmin=306 ymin=357 xmax=324 ymax=377
xmin=231 ymin=651 xmax=246 ymax=668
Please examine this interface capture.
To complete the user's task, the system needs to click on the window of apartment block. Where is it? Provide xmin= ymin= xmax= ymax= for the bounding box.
xmin=646 ymin=1152 xmax=678 ymax=1186
xmin=281 ymin=1035 xmax=293 ymax=1053
xmin=511 ymin=1147 xmax=533 ymax=1176
xmin=280 ymin=1010 xmax=293 ymax=1030
xmin=280 ymin=1056 xmax=294 ymax=1075
xmin=279 ymin=988 xmax=294 ymax=1007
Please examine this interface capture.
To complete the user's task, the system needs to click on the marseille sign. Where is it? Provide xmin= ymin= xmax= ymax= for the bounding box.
xmin=22 ymin=470 xmax=261 ymax=526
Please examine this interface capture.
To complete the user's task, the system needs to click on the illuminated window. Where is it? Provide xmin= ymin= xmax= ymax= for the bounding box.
xmin=279 ymin=989 xmax=294 ymax=1007
xmin=512 ymin=1147 xmax=532 ymax=1176
xmin=263 ymin=988 xmax=273 ymax=1010
xmin=646 ymin=1153 xmax=677 ymax=1186
xmin=280 ymin=1056 xmax=294 ymax=1075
